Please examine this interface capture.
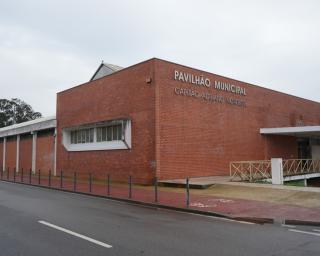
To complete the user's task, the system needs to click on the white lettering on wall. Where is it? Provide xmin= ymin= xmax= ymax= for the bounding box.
xmin=173 ymin=70 xmax=247 ymax=96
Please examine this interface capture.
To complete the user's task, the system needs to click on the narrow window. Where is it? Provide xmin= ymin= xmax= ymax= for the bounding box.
xmin=85 ymin=129 xmax=89 ymax=142
xmin=77 ymin=131 xmax=81 ymax=144
xmin=97 ymin=127 xmax=102 ymax=142
xmin=107 ymin=126 xmax=112 ymax=141
xmin=102 ymin=127 xmax=107 ymax=141
xmin=89 ymin=128 xmax=94 ymax=142
xmin=118 ymin=124 xmax=123 ymax=140
xmin=112 ymin=125 xmax=117 ymax=140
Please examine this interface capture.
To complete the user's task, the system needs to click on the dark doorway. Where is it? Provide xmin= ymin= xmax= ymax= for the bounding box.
xmin=297 ymin=138 xmax=311 ymax=159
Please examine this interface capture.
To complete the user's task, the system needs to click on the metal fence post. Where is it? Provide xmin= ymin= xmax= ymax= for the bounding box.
xmin=38 ymin=169 xmax=41 ymax=185
xmin=73 ymin=172 xmax=77 ymax=191
xmin=21 ymin=168 xmax=24 ymax=183
xmin=48 ymin=170 xmax=51 ymax=187
xmin=60 ymin=170 xmax=63 ymax=188
xmin=129 ymin=175 xmax=132 ymax=199
xmin=186 ymin=177 xmax=190 ymax=208
xmin=29 ymin=168 xmax=32 ymax=184
xmin=13 ymin=167 xmax=16 ymax=182
xmin=107 ymin=174 xmax=110 ymax=196
xmin=89 ymin=173 xmax=92 ymax=193
xmin=154 ymin=177 xmax=158 ymax=203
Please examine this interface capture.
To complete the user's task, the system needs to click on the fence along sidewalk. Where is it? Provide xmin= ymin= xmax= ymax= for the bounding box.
xmin=230 ymin=158 xmax=320 ymax=182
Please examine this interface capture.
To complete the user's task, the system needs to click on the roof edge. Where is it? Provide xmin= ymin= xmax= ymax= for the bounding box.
xmin=0 ymin=116 xmax=56 ymax=138
xmin=260 ymin=126 xmax=320 ymax=135
xmin=58 ymin=57 xmax=319 ymax=105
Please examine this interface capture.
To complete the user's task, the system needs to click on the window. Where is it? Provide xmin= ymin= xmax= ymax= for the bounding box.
xmin=97 ymin=124 xmax=122 ymax=142
xmin=70 ymin=128 xmax=94 ymax=144
xmin=63 ymin=119 xmax=131 ymax=151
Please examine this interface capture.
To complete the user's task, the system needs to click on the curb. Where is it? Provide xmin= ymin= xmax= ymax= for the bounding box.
xmin=158 ymin=182 xmax=212 ymax=189
xmin=283 ymin=219 xmax=320 ymax=227
xmin=231 ymin=217 xmax=274 ymax=225
xmin=1 ymin=179 xmax=320 ymax=226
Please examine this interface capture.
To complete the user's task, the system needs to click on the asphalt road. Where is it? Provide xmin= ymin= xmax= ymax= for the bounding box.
xmin=0 ymin=181 xmax=319 ymax=256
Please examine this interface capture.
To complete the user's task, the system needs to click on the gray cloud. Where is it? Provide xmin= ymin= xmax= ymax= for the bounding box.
xmin=0 ymin=0 xmax=319 ymax=116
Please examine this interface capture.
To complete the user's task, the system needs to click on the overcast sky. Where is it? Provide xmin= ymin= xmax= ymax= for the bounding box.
xmin=0 ymin=0 xmax=319 ymax=116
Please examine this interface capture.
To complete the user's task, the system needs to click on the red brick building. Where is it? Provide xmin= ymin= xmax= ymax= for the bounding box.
xmin=1 ymin=58 xmax=320 ymax=184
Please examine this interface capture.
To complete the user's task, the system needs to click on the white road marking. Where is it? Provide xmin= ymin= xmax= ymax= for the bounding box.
xmin=289 ymin=229 xmax=320 ymax=237
xmin=38 ymin=220 xmax=112 ymax=248
xmin=313 ymin=229 xmax=320 ymax=233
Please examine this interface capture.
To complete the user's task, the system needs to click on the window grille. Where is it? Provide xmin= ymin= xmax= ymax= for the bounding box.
xmin=70 ymin=128 xmax=94 ymax=144
xmin=70 ymin=121 xmax=125 ymax=144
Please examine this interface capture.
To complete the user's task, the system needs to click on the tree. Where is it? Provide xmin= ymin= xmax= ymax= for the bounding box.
xmin=0 ymin=98 xmax=42 ymax=128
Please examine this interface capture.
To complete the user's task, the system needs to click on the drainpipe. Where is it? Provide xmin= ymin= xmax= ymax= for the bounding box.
xmin=3 ymin=137 xmax=6 ymax=172
xmin=53 ymin=128 xmax=57 ymax=176
xmin=31 ymin=131 xmax=37 ymax=174
xmin=16 ymin=134 xmax=20 ymax=172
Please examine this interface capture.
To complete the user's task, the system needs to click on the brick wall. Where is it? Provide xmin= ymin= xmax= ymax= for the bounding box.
xmin=56 ymin=59 xmax=156 ymax=184
xmin=154 ymin=59 xmax=320 ymax=180
xmin=264 ymin=135 xmax=297 ymax=159
xmin=19 ymin=134 xmax=32 ymax=172
xmin=36 ymin=130 xmax=55 ymax=174
xmin=5 ymin=136 xmax=16 ymax=171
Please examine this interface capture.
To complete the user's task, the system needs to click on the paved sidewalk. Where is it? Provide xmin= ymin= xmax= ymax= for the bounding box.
xmin=159 ymin=176 xmax=320 ymax=221
xmin=155 ymin=183 xmax=320 ymax=222
xmin=170 ymin=182 xmax=320 ymax=221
